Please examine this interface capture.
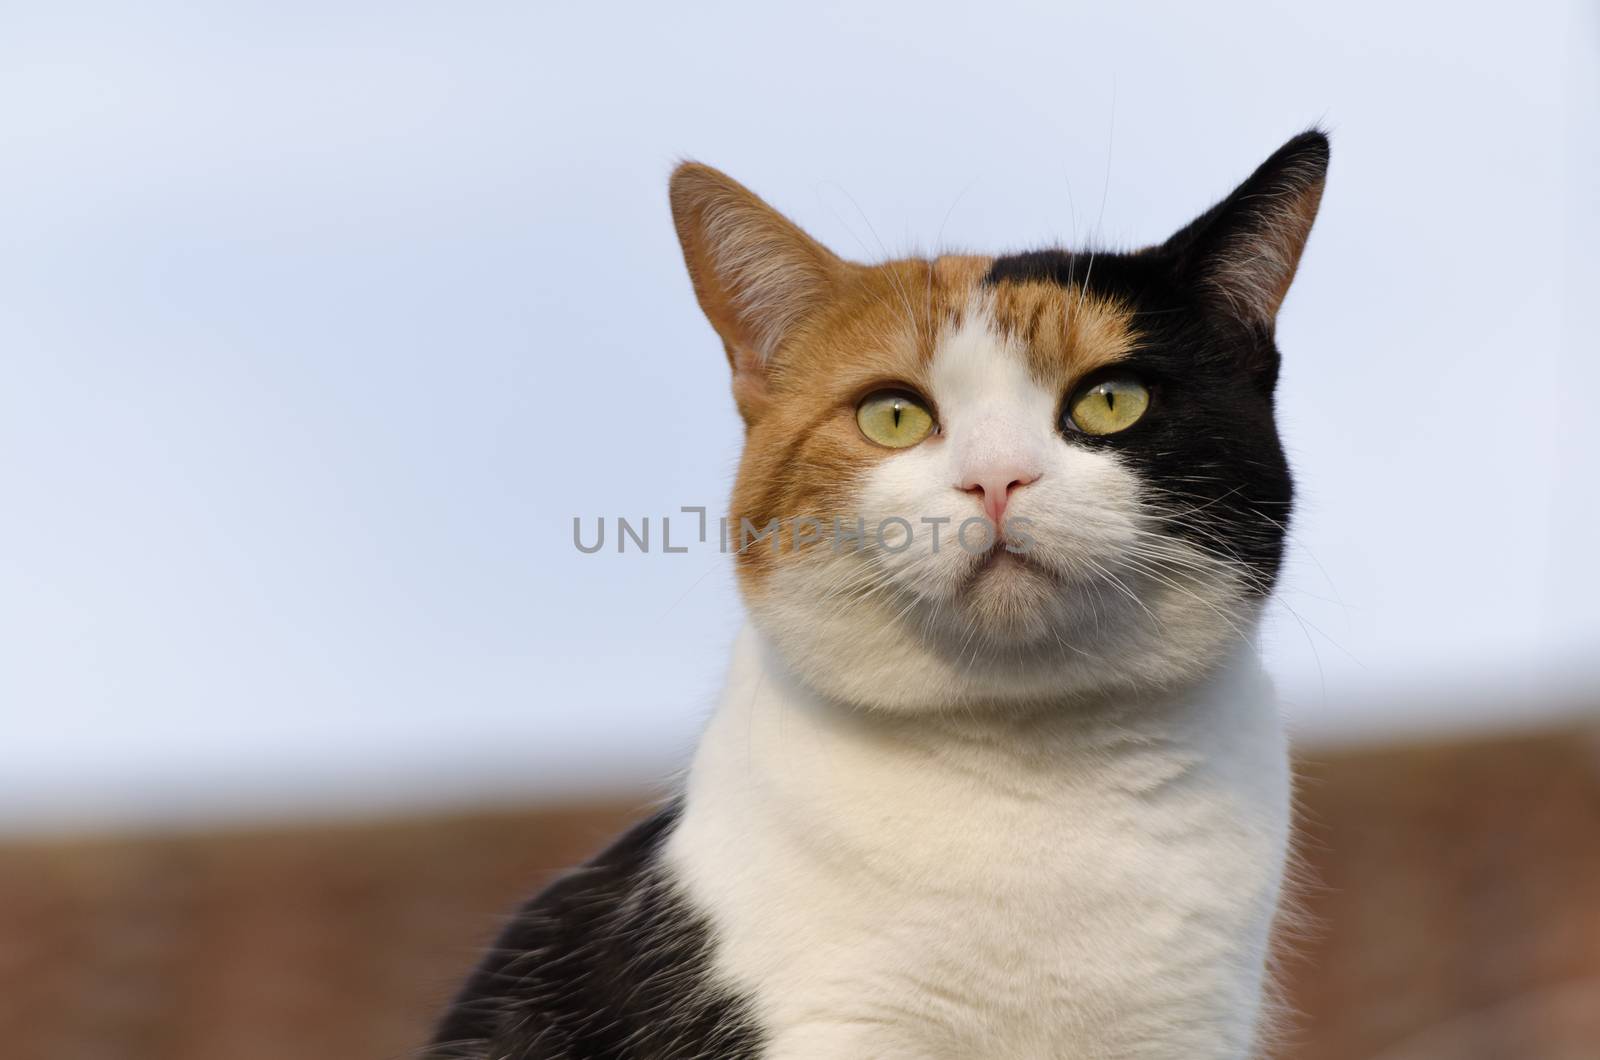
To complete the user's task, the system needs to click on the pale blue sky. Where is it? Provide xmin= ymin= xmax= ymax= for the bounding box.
xmin=2 ymin=1 xmax=1597 ymax=830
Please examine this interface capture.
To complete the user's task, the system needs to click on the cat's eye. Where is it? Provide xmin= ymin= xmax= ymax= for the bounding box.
xmin=1065 ymin=373 xmax=1151 ymax=436
xmin=856 ymin=389 xmax=936 ymax=449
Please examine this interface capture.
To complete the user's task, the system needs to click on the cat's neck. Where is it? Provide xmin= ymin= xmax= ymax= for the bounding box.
xmin=666 ymin=624 xmax=1291 ymax=1057
xmin=702 ymin=623 xmax=1281 ymax=778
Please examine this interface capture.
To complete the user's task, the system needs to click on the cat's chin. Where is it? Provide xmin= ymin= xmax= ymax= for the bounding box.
xmin=955 ymin=550 xmax=1064 ymax=642
xmin=746 ymin=561 xmax=1255 ymax=715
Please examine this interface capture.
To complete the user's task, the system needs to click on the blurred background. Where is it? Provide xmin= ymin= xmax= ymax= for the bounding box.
xmin=2 ymin=1 xmax=1597 ymax=1058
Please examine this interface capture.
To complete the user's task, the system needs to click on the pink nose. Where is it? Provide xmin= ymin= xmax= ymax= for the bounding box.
xmin=960 ymin=468 xmax=1039 ymax=526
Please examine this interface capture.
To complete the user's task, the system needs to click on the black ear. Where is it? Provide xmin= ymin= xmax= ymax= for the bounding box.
xmin=1161 ymin=131 xmax=1329 ymax=330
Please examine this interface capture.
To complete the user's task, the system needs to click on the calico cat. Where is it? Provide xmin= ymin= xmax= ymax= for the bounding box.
xmin=429 ymin=131 xmax=1328 ymax=1059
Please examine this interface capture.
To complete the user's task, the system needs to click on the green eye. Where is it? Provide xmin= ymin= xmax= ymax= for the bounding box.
xmin=856 ymin=389 xmax=935 ymax=448
xmin=1066 ymin=373 xmax=1150 ymax=436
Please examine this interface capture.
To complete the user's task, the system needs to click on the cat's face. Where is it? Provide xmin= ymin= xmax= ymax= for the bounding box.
xmin=671 ymin=134 xmax=1326 ymax=712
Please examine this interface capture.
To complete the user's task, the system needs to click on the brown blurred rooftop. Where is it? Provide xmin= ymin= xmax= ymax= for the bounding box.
xmin=3 ymin=725 xmax=1598 ymax=1060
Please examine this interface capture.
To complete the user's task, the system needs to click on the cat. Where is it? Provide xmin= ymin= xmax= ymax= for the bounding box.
xmin=428 ymin=130 xmax=1328 ymax=1060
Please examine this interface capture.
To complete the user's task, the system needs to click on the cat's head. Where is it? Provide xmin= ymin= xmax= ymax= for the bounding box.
xmin=670 ymin=133 xmax=1326 ymax=712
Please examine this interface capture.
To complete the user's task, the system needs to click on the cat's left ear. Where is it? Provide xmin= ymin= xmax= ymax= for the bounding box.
xmin=1161 ymin=131 xmax=1329 ymax=331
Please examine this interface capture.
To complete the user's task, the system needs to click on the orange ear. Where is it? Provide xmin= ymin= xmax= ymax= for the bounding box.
xmin=669 ymin=163 xmax=845 ymax=422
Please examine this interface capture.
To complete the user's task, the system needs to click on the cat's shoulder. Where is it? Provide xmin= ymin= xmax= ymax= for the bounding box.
xmin=426 ymin=799 xmax=763 ymax=1060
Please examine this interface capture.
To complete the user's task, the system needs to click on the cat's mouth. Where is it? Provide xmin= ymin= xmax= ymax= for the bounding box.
xmin=960 ymin=545 xmax=1058 ymax=592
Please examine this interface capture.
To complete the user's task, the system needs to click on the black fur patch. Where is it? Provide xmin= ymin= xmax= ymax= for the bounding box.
xmin=980 ymin=133 xmax=1330 ymax=593
xmin=986 ymin=242 xmax=1294 ymax=591
xmin=426 ymin=801 xmax=764 ymax=1060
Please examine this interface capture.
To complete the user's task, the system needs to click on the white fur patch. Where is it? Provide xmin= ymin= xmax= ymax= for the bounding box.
xmin=667 ymin=628 xmax=1290 ymax=1059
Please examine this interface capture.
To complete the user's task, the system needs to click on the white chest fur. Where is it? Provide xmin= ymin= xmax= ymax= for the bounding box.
xmin=665 ymin=628 xmax=1291 ymax=1059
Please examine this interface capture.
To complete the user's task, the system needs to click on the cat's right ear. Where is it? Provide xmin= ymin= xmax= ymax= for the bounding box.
xmin=669 ymin=163 xmax=846 ymax=423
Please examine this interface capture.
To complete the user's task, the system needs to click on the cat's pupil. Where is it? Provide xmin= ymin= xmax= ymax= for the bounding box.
xmin=1103 ymin=388 xmax=1115 ymax=411
xmin=893 ymin=403 xmax=902 ymax=427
